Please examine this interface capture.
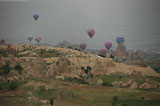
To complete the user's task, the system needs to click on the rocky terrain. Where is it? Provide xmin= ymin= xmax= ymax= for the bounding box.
xmin=0 ymin=44 xmax=160 ymax=106
xmin=0 ymin=44 xmax=159 ymax=78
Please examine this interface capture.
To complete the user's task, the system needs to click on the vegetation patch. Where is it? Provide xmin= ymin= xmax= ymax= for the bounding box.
xmin=24 ymin=85 xmax=35 ymax=91
xmin=0 ymin=80 xmax=27 ymax=90
xmin=0 ymin=61 xmax=11 ymax=75
xmin=146 ymin=76 xmax=160 ymax=83
xmin=14 ymin=64 xmax=23 ymax=75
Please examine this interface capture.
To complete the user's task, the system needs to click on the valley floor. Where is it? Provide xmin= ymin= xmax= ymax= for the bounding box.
xmin=0 ymin=78 xmax=160 ymax=106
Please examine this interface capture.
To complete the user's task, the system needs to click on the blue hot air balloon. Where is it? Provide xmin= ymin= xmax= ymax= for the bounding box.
xmin=27 ymin=35 xmax=33 ymax=42
xmin=33 ymin=14 xmax=39 ymax=21
xmin=116 ymin=37 xmax=125 ymax=44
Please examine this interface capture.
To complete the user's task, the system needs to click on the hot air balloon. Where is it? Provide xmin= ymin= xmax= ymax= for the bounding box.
xmin=105 ymin=42 xmax=112 ymax=51
xmin=33 ymin=14 xmax=39 ymax=21
xmin=99 ymin=49 xmax=107 ymax=55
xmin=27 ymin=35 xmax=33 ymax=42
xmin=35 ymin=36 xmax=41 ymax=43
xmin=80 ymin=43 xmax=86 ymax=50
xmin=116 ymin=37 xmax=125 ymax=44
xmin=87 ymin=29 xmax=95 ymax=38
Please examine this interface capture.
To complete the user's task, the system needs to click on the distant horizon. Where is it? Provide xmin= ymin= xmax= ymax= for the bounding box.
xmin=0 ymin=0 xmax=160 ymax=49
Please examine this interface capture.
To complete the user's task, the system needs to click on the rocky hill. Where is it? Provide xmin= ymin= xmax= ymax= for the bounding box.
xmin=0 ymin=44 xmax=159 ymax=81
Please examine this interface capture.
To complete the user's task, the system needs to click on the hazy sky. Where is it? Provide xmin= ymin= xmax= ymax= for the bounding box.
xmin=0 ymin=0 xmax=160 ymax=49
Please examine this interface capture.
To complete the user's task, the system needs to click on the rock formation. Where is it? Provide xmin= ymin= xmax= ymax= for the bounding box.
xmin=129 ymin=82 xmax=138 ymax=89
xmin=139 ymin=83 xmax=151 ymax=89
xmin=7 ymin=44 xmax=14 ymax=56
xmin=96 ymin=79 xmax=103 ymax=86
xmin=0 ymin=44 xmax=160 ymax=78
xmin=0 ymin=39 xmax=7 ymax=46
xmin=115 ymin=43 xmax=127 ymax=58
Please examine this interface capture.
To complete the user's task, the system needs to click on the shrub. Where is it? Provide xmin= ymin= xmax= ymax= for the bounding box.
xmin=14 ymin=64 xmax=23 ymax=75
xmin=9 ymin=82 xmax=18 ymax=90
xmin=114 ymin=59 xmax=119 ymax=62
xmin=38 ymin=86 xmax=46 ymax=92
xmin=24 ymin=85 xmax=35 ymax=91
xmin=81 ymin=67 xmax=84 ymax=70
xmin=50 ymin=98 xmax=54 ymax=106
xmin=0 ymin=86 xmax=2 ymax=90
xmin=102 ymin=82 xmax=112 ymax=87
xmin=122 ymin=58 xmax=128 ymax=61
xmin=68 ymin=46 xmax=72 ymax=49
xmin=121 ymin=103 xmax=129 ymax=106
xmin=64 ymin=76 xmax=72 ymax=82
xmin=112 ymin=96 xmax=119 ymax=106
xmin=98 ymin=54 xmax=106 ymax=58
xmin=151 ymin=65 xmax=160 ymax=73
xmin=0 ymin=50 xmax=8 ymax=57
xmin=110 ymin=54 xmax=114 ymax=59
xmin=1 ymin=61 xmax=11 ymax=75
xmin=113 ymin=96 xmax=119 ymax=102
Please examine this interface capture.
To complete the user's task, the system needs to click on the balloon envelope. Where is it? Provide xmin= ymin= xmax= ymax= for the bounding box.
xmin=33 ymin=14 xmax=39 ymax=21
xmin=116 ymin=37 xmax=125 ymax=44
xmin=35 ymin=36 xmax=41 ymax=43
xmin=87 ymin=29 xmax=95 ymax=38
xmin=27 ymin=35 xmax=33 ymax=42
xmin=105 ymin=42 xmax=112 ymax=51
xmin=80 ymin=43 xmax=86 ymax=50
xmin=99 ymin=49 xmax=107 ymax=55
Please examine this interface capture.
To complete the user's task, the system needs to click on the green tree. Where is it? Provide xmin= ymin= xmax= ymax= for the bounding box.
xmin=14 ymin=64 xmax=23 ymax=75
xmin=9 ymin=82 xmax=18 ymax=90
xmin=50 ymin=98 xmax=54 ymax=106
xmin=112 ymin=96 xmax=119 ymax=106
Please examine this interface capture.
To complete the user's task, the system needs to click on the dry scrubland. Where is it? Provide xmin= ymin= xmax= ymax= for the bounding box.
xmin=0 ymin=44 xmax=160 ymax=106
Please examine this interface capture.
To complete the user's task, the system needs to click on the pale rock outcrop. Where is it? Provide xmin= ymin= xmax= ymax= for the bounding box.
xmin=129 ymin=82 xmax=138 ymax=89
xmin=96 ymin=79 xmax=103 ymax=86
xmin=139 ymin=83 xmax=151 ymax=89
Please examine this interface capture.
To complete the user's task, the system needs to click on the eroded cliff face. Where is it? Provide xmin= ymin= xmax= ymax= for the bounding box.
xmin=0 ymin=44 xmax=159 ymax=82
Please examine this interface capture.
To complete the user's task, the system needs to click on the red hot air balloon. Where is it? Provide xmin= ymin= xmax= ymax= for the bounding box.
xmin=99 ymin=49 xmax=107 ymax=55
xmin=35 ymin=36 xmax=41 ymax=43
xmin=80 ymin=43 xmax=86 ymax=50
xmin=87 ymin=29 xmax=95 ymax=38
xmin=105 ymin=42 xmax=112 ymax=51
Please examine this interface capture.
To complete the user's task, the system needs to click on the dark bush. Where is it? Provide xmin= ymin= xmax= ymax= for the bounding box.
xmin=110 ymin=54 xmax=114 ymax=59
xmin=9 ymin=82 xmax=18 ymax=90
xmin=14 ymin=64 xmax=23 ymax=75
xmin=121 ymin=103 xmax=129 ymax=106
xmin=0 ymin=86 xmax=2 ymax=90
xmin=84 ymin=69 xmax=88 ymax=74
xmin=64 ymin=76 xmax=72 ymax=82
xmin=151 ymin=65 xmax=160 ymax=73
xmin=68 ymin=46 xmax=72 ymax=49
xmin=50 ymin=98 xmax=54 ymax=106
xmin=102 ymin=82 xmax=112 ymax=87
xmin=113 ymin=96 xmax=119 ymax=102
xmin=38 ymin=86 xmax=46 ymax=92
xmin=99 ymin=54 xmax=106 ymax=58
xmin=81 ymin=67 xmax=84 ymax=70
xmin=0 ymin=50 xmax=8 ymax=57
xmin=76 ymin=79 xmax=88 ymax=84
xmin=1 ymin=61 xmax=11 ymax=75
